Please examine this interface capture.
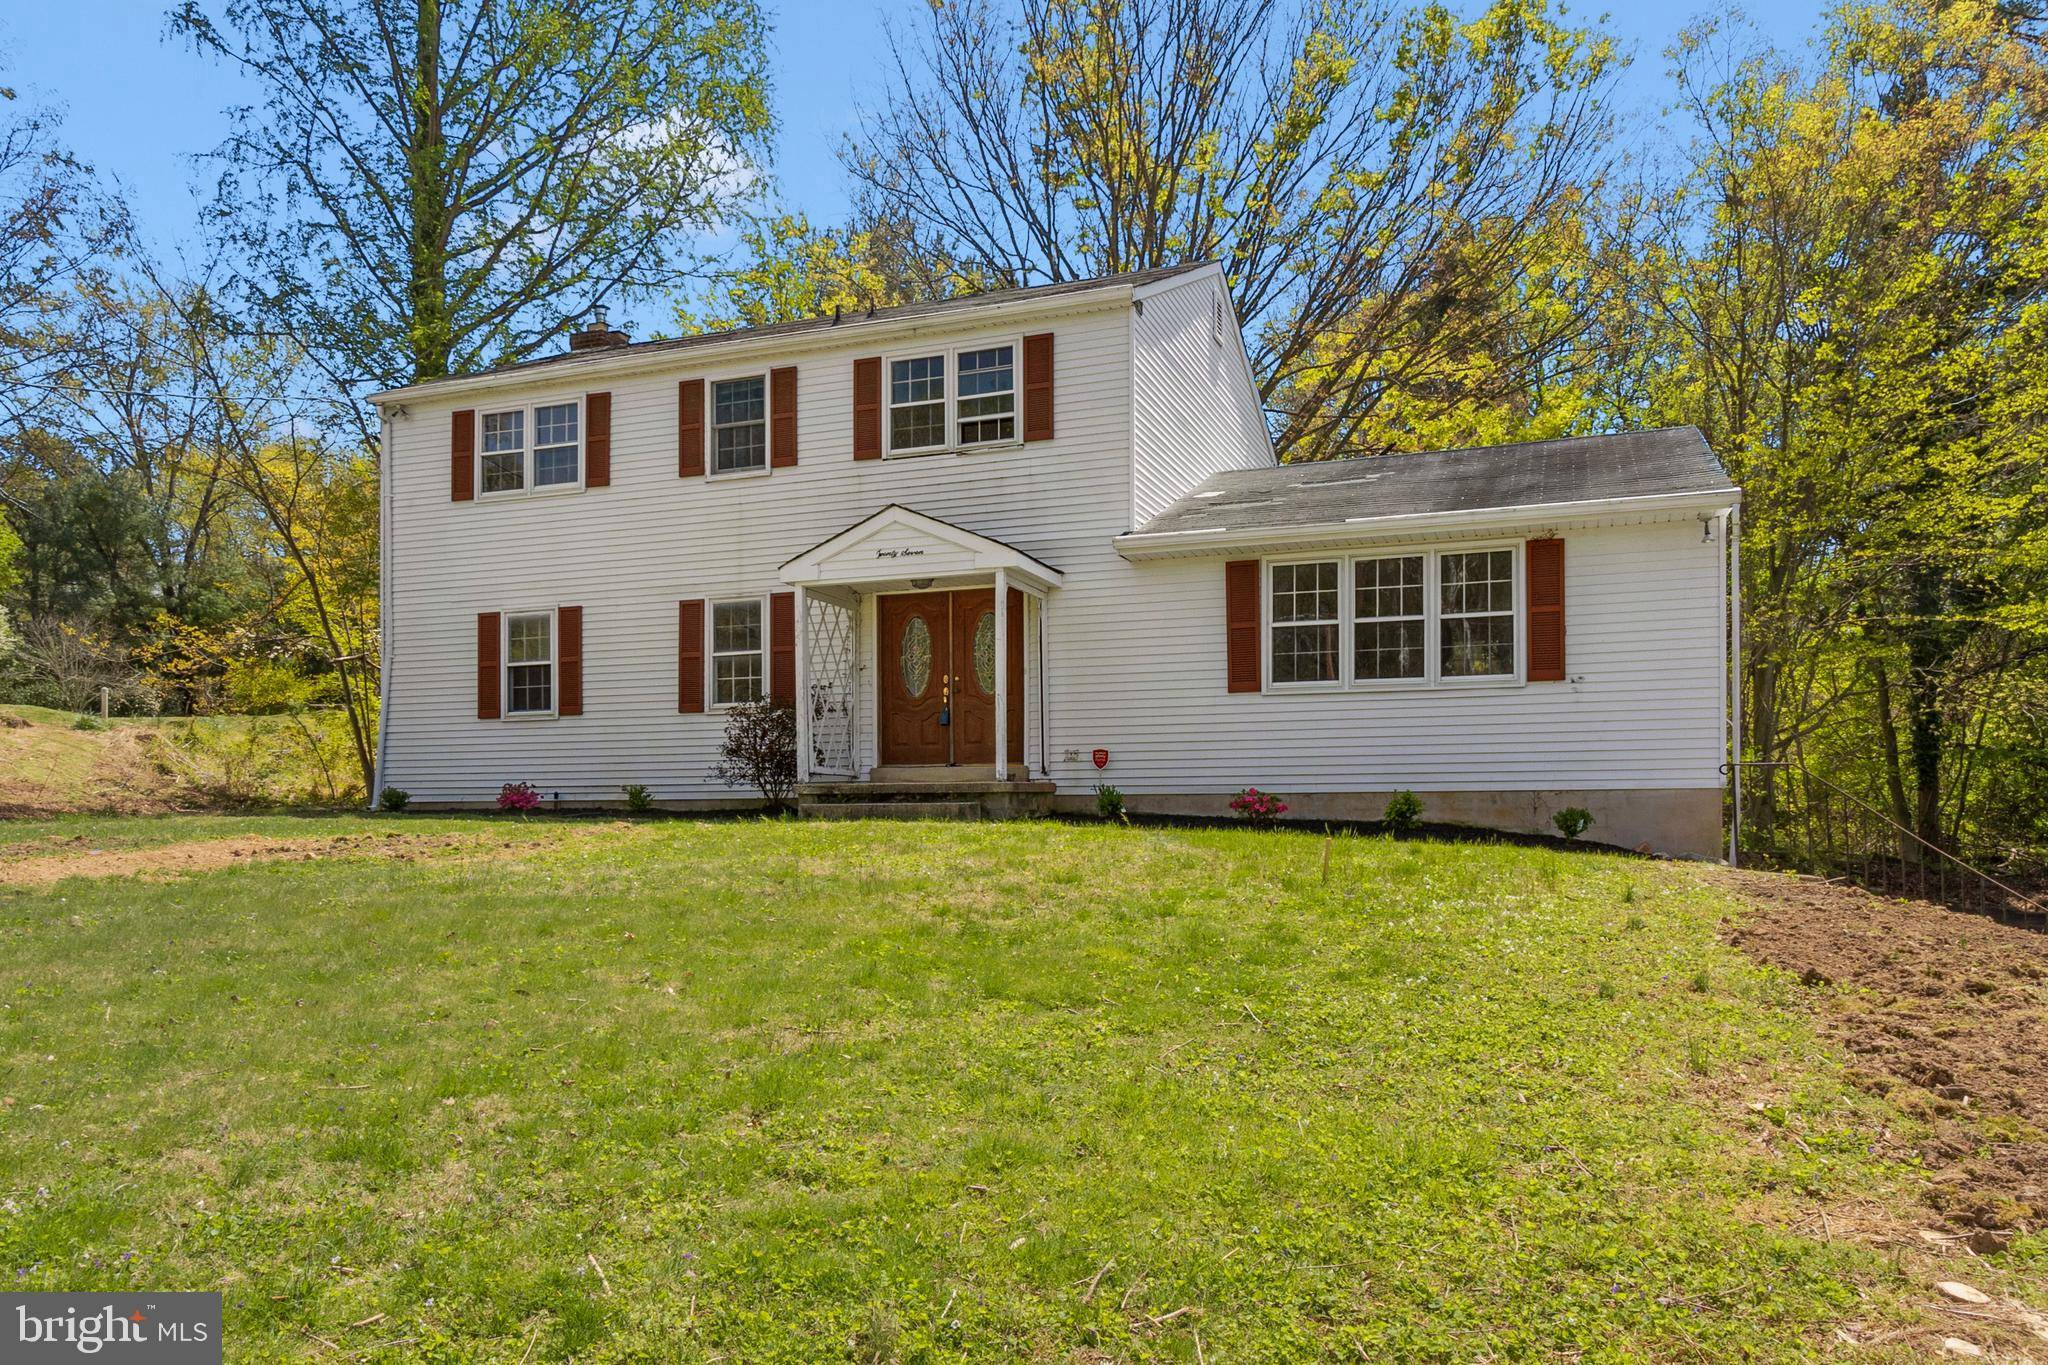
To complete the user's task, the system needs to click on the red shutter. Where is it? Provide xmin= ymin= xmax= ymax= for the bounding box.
xmin=1022 ymin=333 xmax=1054 ymax=442
xmin=1527 ymin=537 xmax=1565 ymax=681
xmin=584 ymin=393 xmax=611 ymax=488
xmin=451 ymin=409 xmax=476 ymax=501
xmin=770 ymin=366 xmax=798 ymax=468
xmin=678 ymin=379 xmax=705 ymax=477
xmin=677 ymin=599 xmax=706 ymax=713
xmin=476 ymin=611 xmax=501 ymax=719
xmin=1007 ymin=586 xmax=1025 ymax=757
xmin=1225 ymin=560 xmax=1261 ymax=693
xmin=853 ymin=357 xmax=882 ymax=459
xmin=770 ymin=591 xmax=796 ymax=706
xmin=557 ymin=606 xmax=583 ymax=716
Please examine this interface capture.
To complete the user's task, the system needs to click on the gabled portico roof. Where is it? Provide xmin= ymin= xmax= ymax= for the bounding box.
xmin=778 ymin=505 xmax=1065 ymax=593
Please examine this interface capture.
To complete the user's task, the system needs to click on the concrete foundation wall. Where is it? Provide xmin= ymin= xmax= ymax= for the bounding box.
xmin=1049 ymin=786 xmax=1725 ymax=860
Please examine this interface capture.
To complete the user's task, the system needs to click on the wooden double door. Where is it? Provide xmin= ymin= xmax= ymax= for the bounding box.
xmin=877 ymin=588 xmax=1024 ymax=767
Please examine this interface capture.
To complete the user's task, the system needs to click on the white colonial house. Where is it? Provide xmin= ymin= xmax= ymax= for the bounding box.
xmin=369 ymin=263 xmax=1742 ymax=857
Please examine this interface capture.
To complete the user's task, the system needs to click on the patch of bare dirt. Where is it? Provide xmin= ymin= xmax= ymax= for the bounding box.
xmin=1712 ymin=867 xmax=2048 ymax=1238
xmin=0 ymin=831 xmax=478 ymax=887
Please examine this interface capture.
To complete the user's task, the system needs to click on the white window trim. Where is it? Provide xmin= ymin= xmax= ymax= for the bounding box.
xmin=707 ymin=593 xmax=770 ymax=710
xmin=705 ymin=369 xmax=773 ymax=480
xmin=502 ymin=607 xmax=558 ymax=720
xmin=882 ymin=337 xmax=1024 ymax=459
xmin=1350 ymin=551 xmax=1432 ymax=690
xmin=1264 ymin=555 xmax=1346 ymax=692
xmin=1259 ymin=541 xmax=1525 ymax=695
xmin=476 ymin=395 xmax=585 ymax=500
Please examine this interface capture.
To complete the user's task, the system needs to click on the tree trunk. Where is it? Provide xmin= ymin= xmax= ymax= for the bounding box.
xmin=407 ymin=0 xmax=452 ymax=382
xmin=1904 ymin=566 xmax=1947 ymax=854
xmin=1870 ymin=657 xmax=1913 ymax=858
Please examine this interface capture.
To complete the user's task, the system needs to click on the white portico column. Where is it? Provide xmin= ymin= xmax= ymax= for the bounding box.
xmin=993 ymin=567 xmax=1009 ymax=782
xmin=793 ymin=583 xmax=811 ymax=784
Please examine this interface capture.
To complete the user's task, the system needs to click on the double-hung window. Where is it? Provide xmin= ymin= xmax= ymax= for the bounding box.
xmin=1264 ymin=546 xmax=1519 ymax=689
xmin=711 ymin=599 xmax=765 ymax=705
xmin=481 ymin=410 xmax=526 ymax=493
xmin=888 ymin=355 xmax=947 ymax=454
xmin=506 ymin=611 xmax=554 ymax=715
xmin=955 ymin=345 xmax=1015 ymax=444
xmin=1354 ymin=555 xmax=1426 ymax=681
xmin=1439 ymin=549 xmax=1515 ymax=678
xmin=481 ymin=400 xmax=580 ymax=494
xmin=887 ymin=342 xmax=1019 ymax=454
xmin=1269 ymin=561 xmax=1341 ymax=684
xmin=712 ymin=376 xmax=767 ymax=474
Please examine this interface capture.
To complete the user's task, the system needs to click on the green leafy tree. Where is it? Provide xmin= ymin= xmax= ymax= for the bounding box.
xmin=173 ymin=0 xmax=777 ymax=397
xmin=846 ymin=0 xmax=1619 ymax=459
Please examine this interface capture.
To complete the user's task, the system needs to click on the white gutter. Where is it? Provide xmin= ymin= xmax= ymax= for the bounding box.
xmin=368 ymin=283 xmax=1143 ymax=407
xmin=1114 ymin=487 xmax=1744 ymax=559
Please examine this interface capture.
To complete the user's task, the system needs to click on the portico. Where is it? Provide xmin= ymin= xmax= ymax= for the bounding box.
xmin=777 ymin=505 xmax=1063 ymax=789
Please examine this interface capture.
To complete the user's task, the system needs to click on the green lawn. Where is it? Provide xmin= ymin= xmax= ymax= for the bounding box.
xmin=0 ymin=817 xmax=1930 ymax=1360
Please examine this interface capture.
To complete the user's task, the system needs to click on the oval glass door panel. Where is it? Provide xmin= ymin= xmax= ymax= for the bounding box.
xmin=972 ymin=612 xmax=996 ymax=693
xmin=901 ymin=615 xmax=932 ymax=697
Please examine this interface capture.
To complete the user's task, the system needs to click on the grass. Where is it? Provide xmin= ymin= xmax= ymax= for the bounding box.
xmin=0 ymin=704 xmax=364 ymax=813
xmin=0 ymin=816 xmax=1928 ymax=1360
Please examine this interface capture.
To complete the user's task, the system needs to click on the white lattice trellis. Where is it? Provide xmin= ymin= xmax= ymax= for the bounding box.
xmin=806 ymin=595 xmax=858 ymax=775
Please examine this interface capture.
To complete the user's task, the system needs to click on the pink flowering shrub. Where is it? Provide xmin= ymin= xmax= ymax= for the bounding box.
xmin=496 ymin=781 xmax=541 ymax=814
xmin=1229 ymin=787 xmax=1288 ymax=824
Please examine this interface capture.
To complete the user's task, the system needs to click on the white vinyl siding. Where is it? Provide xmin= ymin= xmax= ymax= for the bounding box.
xmin=1130 ymin=271 xmax=1273 ymax=524
xmin=382 ymin=288 xmax=1726 ymax=824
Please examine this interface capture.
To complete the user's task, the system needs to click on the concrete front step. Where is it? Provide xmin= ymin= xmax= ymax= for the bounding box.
xmin=797 ymin=778 xmax=1056 ymax=820
xmin=806 ymin=800 xmax=986 ymax=821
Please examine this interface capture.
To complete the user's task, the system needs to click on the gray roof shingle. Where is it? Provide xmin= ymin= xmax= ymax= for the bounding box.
xmin=1132 ymin=427 xmax=1736 ymax=537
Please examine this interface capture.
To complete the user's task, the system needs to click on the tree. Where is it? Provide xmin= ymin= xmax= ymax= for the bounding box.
xmin=846 ymin=0 xmax=1618 ymax=459
xmin=677 ymin=209 xmax=981 ymax=333
xmin=172 ymin=0 xmax=777 ymax=401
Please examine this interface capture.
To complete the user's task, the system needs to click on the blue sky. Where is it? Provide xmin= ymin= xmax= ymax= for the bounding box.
xmin=4 ymin=0 xmax=1824 ymax=327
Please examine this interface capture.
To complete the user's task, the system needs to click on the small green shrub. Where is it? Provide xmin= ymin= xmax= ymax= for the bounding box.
xmin=1553 ymin=806 xmax=1594 ymax=840
xmin=71 ymin=715 xmax=105 ymax=732
xmin=1691 ymin=969 xmax=1712 ymax=994
xmin=623 ymin=783 xmax=654 ymax=814
xmin=1382 ymin=789 xmax=1423 ymax=836
xmin=378 ymin=786 xmax=411 ymax=812
xmin=1094 ymin=783 xmax=1124 ymax=821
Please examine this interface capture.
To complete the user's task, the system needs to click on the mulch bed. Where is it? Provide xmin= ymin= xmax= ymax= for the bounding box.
xmin=1715 ymin=867 xmax=2048 ymax=1240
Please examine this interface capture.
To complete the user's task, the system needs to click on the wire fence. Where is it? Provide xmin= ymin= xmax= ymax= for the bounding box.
xmin=1732 ymin=760 xmax=2048 ymax=928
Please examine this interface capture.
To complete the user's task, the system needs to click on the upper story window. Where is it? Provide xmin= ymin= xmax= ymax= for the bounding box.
xmin=481 ymin=410 xmax=526 ymax=493
xmin=1440 ymin=549 xmax=1515 ymax=678
xmin=711 ymin=598 xmax=765 ymax=705
xmin=506 ymin=611 xmax=554 ymax=714
xmin=1269 ymin=560 xmax=1340 ymax=684
xmin=712 ymin=376 xmax=767 ymax=474
xmin=889 ymin=355 xmax=947 ymax=454
xmin=481 ymin=400 xmax=580 ymax=495
xmin=888 ymin=341 xmax=1021 ymax=455
xmin=956 ymin=345 xmax=1015 ymax=444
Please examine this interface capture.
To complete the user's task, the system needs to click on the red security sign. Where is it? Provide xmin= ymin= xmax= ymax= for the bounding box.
xmin=1091 ymin=749 xmax=1109 ymax=769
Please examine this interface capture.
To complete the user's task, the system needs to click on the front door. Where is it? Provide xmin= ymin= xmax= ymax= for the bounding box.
xmin=877 ymin=589 xmax=1022 ymax=767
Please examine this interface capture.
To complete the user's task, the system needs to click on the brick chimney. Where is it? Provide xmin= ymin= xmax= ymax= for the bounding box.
xmin=569 ymin=304 xmax=631 ymax=352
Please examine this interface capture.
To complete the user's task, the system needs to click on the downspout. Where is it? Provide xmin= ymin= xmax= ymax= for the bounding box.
xmin=372 ymin=403 xmax=395 ymax=808
xmin=1729 ymin=503 xmax=1742 ymax=867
